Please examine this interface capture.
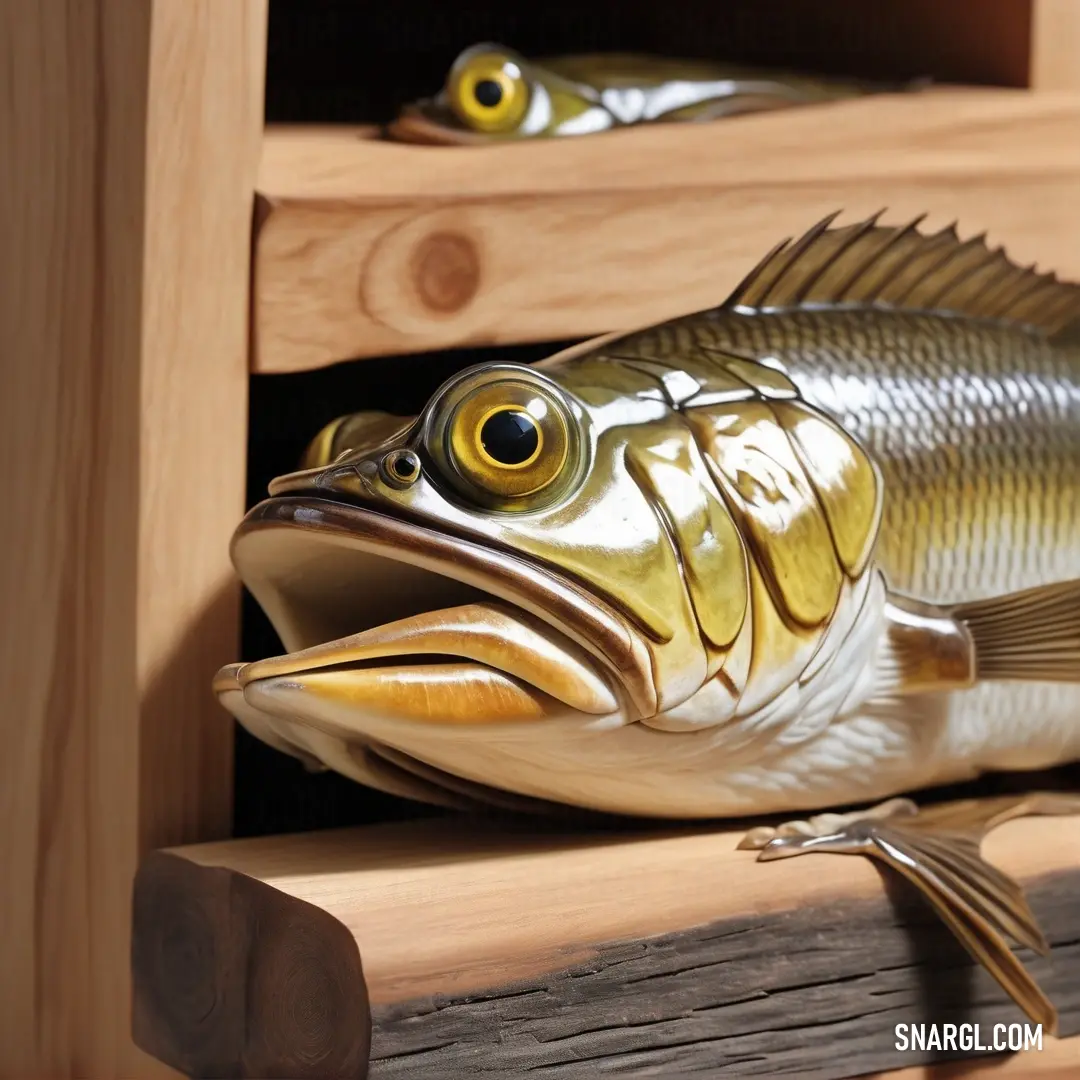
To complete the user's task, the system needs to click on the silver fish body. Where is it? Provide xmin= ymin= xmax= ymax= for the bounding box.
xmin=610 ymin=304 xmax=1080 ymax=806
xmin=216 ymin=214 xmax=1080 ymax=822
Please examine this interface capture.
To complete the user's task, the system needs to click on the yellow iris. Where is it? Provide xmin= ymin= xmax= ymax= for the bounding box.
xmin=425 ymin=369 xmax=580 ymax=509
xmin=448 ymin=48 xmax=530 ymax=134
xmin=450 ymin=388 xmax=566 ymax=499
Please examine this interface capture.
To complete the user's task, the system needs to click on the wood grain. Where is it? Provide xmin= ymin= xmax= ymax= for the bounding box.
xmin=131 ymin=815 xmax=1080 ymax=1078
xmin=1031 ymin=0 xmax=1080 ymax=90
xmin=0 ymin=1 xmax=266 ymax=1076
xmin=252 ymin=89 xmax=1080 ymax=371
xmin=364 ymin=878 xmax=1079 ymax=1077
xmin=133 ymin=851 xmax=370 ymax=1079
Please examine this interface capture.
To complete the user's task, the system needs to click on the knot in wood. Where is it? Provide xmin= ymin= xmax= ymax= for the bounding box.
xmin=410 ymin=231 xmax=481 ymax=314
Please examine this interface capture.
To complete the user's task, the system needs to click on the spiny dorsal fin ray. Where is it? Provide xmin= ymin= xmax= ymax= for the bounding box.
xmin=723 ymin=212 xmax=1080 ymax=341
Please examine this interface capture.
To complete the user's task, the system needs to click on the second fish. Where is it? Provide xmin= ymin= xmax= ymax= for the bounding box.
xmin=387 ymin=43 xmax=924 ymax=144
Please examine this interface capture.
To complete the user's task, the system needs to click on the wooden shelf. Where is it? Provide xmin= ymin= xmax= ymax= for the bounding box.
xmin=132 ymin=814 xmax=1080 ymax=1078
xmin=252 ymin=87 xmax=1080 ymax=372
xmin=5 ymin=1 xmax=1080 ymax=1078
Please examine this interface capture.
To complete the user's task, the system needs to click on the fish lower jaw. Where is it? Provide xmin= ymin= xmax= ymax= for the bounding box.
xmin=217 ymin=659 xmax=946 ymax=820
xmin=226 ymin=644 xmax=1080 ymax=819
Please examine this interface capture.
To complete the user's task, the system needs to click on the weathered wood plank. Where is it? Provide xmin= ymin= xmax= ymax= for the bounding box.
xmin=132 ymin=815 xmax=1080 ymax=1078
xmin=373 ymin=872 xmax=1080 ymax=1075
xmin=252 ymin=89 xmax=1080 ymax=371
xmin=368 ymin=874 xmax=1080 ymax=1077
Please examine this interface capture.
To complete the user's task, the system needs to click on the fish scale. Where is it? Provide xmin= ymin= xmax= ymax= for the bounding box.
xmin=678 ymin=309 xmax=1080 ymax=601
xmin=635 ymin=304 xmax=1080 ymax=801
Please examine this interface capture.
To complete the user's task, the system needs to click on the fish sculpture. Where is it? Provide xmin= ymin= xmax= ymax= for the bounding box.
xmin=216 ymin=213 xmax=1080 ymax=1030
xmin=387 ymin=43 xmax=915 ymax=144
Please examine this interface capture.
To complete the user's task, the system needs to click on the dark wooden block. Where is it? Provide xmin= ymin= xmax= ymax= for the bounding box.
xmin=132 ymin=851 xmax=371 ymax=1078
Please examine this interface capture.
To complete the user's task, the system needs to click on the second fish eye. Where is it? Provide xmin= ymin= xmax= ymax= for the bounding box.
xmin=447 ymin=48 xmax=530 ymax=133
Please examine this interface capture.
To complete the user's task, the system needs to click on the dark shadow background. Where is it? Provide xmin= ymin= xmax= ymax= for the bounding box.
xmin=264 ymin=0 xmax=1032 ymax=127
xmin=235 ymin=0 xmax=1045 ymax=838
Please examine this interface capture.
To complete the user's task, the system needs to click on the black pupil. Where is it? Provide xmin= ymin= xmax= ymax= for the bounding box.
xmin=474 ymin=79 xmax=503 ymax=108
xmin=392 ymin=455 xmax=416 ymax=479
xmin=480 ymin=410 xmax=539 ymax=466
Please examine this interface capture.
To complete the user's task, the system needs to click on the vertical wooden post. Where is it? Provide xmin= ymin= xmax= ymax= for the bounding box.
xmin=0 ymin=1 xmax=267 ymax=1075
xmin=1031 ymin=0 xmax=1080 ymax=89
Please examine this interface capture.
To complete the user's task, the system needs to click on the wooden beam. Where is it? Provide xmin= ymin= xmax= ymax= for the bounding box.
xmin=1031 ymin=0 xmax=1080 ymax=90
xmin=0 ymin=1 xmax=266 ymax=1075
xmin=132 ymin=815 xmax=1080 ymax=1079
xmin=251 ymin=89 xmax=1080 ymax=372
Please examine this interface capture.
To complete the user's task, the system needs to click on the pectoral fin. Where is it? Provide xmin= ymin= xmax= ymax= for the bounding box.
xmin=954 ymin=579 xmax=1080 ymax=683
xmin=880 ymin=578 xmax=1080 ymax=697
xmin=738 ymin=793 xmax=1080 ymax=1033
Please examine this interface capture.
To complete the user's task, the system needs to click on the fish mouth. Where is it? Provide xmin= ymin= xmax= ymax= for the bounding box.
xmin=384 ymin=100 xmax=499 ymax=146
xmin=215 ymin=495 xmax=652 ymax=808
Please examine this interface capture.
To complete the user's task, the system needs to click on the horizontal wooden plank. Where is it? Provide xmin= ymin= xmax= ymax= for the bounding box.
xmin=363 ymin=876 xmax=1079 ymax=1079
xmin=252 ymin=88 xmax=1080 ymax=371
xmin=132 ymin=814 xmax=1080 ymax=1078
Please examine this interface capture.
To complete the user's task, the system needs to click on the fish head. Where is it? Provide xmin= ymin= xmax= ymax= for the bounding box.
xmin=215 ymin=340 xmax=891 ymax=814
xmin=218 ymin=358 xmax=727 ymax=807
xmin=387 ymin=43 xmax=610 ymax=144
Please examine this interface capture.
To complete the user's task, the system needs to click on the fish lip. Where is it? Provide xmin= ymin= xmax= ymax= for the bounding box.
xmin=231 ymin=495 xmax=657 ymax=716
xmin=384 ymin=102 xmax=496 ymax=146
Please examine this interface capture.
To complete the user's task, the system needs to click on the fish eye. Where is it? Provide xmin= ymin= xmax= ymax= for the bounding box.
xmin=447 ymin=46 xmax=530 ymax=134
xmin=425 ymin=369 xmax=581 ymax=508
xmin=450 ymin=387 xmax=567 ymax=499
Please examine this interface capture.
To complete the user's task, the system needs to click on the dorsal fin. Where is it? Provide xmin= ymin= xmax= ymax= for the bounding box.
xmin=723 ymin=212 xmax=1080 ymax=341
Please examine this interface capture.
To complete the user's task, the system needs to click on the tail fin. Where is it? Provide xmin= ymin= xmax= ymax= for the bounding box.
xmin=954 ymin=579 xmax=1080 ymax=683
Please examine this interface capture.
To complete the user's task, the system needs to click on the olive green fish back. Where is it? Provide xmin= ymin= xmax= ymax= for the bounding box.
xmin=540 ymin=54 xmax=880 ymax=101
